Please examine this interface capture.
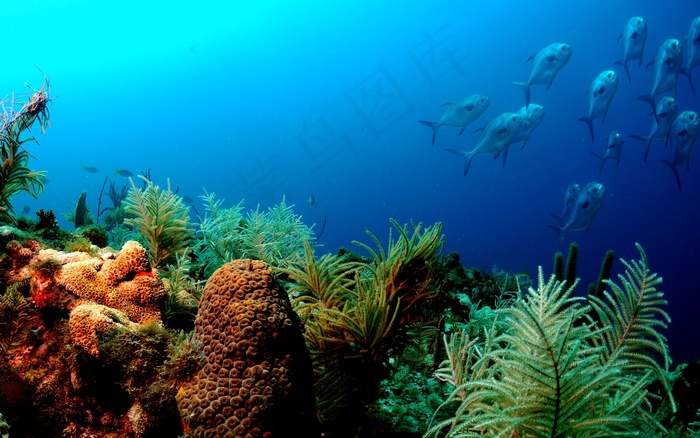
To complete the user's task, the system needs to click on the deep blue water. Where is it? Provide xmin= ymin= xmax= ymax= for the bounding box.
xmin=4 ymin=1 xmax=700 ymax=363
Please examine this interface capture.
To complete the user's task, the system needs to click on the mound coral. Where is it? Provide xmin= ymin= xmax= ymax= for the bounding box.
xmin=176 ymin=259 xmax=318 ymax=437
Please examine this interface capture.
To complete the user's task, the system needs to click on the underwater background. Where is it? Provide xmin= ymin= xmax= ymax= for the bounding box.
xmin=3 ymin=0 xmax=699 ymax=366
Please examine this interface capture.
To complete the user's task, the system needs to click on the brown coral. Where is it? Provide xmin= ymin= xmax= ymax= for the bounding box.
xmin=176 ymin=259 xmax=318 ymax=437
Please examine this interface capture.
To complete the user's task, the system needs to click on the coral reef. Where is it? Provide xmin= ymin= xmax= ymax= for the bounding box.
xmin=176 ymin=259 xmax=318 ymax=437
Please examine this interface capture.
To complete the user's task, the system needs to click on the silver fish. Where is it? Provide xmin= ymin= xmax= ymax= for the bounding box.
xmin=419 ymin=94 xmax=490 ymax=147
xmin=510 ymin=104 xmax=545 ymax=150
xmin=662 ymin=110 xmax=700 ymax=191
xmin=615 ymin=16 xmax=648 ymax=83
xmin=630 ymin=96 xmax=678 ymax=162
xmin=512 ymin=43 xmax=572 ymax=106
xmin=446 ymin=112 xmax=523 ymax=175
xmin=550 ymin=182 xmax=581 ymax=227
xmin=591 ymin=131 xmax=625 ymax=176
xmin=638 ymin=38 xmax=683 ymax=113
xmin=578 ymin=70 xmax=619 ymax=143
xmin=550 ymin=182 xmax=605 ymax=248
xmin=683 ymin=17 xmax=700 ymax=95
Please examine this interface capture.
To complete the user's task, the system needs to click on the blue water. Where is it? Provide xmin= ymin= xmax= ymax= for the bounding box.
xmin=4 ymin=1 xmax=699 ymax=363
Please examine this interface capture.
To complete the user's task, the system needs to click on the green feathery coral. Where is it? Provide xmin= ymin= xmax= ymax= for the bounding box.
xmin=123 ymin=176 xmax=194 ymax=267
xmin=0 ymin=287 xmax=41 ymax=359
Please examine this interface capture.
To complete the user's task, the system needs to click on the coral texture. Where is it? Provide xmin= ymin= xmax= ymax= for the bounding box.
xmin=68 ymin=303 xmax=137 ymax=356
xmin=176 ymin=259 xmax=318 ymax=437
xmin=27 ymin=240 xmax=165 ymax=355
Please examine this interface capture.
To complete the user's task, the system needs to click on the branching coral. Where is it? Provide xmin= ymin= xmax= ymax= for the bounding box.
xmin=123 ymin=176 xmax=194 ymax=267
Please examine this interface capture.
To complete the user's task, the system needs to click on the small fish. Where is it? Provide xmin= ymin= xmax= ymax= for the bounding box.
xmin=638 ymin=38 xmax=683 ymax=113
xmin=181 ymin=196 xmax=195 ymax=205
xmin=446 ymin=112 xmax=523 ymax=175
xmin=81 ymin=163 xmax=100 ymax=173
xmin=591 ymin=131 xmax=625 ymax=176
xmin=418 ymin=94 xmax=490 ymax=147
xmin=549 ymin=182 xmax=605 ymax=248
xmin=630 ymin=96 xmax=678 ymax=162
xmin=114 ymin=167 xmax=133 ymax=177
xmin=662 ymin=110 xmax=700 ymax=191
xmin=579 ymin=70 xmax=619 ymax=143
xmin=22 ymin=205 xmax=31 ymax=215
xmin=308 ymin=194 xmax=315 ymax=207
xmin=512 ymin=42 xmax=572 ymax=106
xmin=615 ymin=16 xmax=648 ymax=82
xmin=682 ymin=17 xmax=700 ymax=95
xmin=510 ymin=104 xmax=545 ymax=150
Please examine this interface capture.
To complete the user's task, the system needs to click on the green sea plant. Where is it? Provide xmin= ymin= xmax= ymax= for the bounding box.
xmin=161 ymin=249 xmax=204 ymax=329
xmin=123 ymin=176 xmax=194 ymax=267
xmin=282 ymin=220 xmax=444 ymax=426
xmin=195 ymin=191 xmax=313 ymax=275
xmin=425 ymin=243 xmax=672 ymax=437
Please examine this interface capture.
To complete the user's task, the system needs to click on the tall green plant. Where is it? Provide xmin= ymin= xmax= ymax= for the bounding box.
xmin=0 ymin=74 xmax=52 ymax=223
xmin=123 ymin=176 xmax=194 ymax=267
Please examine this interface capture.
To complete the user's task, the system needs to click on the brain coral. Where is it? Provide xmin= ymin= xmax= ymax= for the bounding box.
xmin=69 ymin=303 xmax=138 ymax=356
xmin=176 ymin=259 xmax=318 ymax=438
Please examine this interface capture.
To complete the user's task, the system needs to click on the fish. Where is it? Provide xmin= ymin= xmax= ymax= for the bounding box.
xmin=22 ymin=205 xmax=31 ymax=215
xmin=661 ymin=110 xmax=700 ymax=191
xmin=615 ymin=16 xmax=648 ymax=83
xmin=446 ymin=112 xmax=523 ymax=175
xmin=629 ymin=96 xmax=678 ymax=162
xmin=509 ymin=104 xmax=545 ymax=150
xmin=550 ymin=183 xmax=581 ymax=227
xmin=549 ymin=182 xmax=605 ymax=248
xmin=638 ymin=38 xmax=683 ymax=114
xmin=578 ymin=70 xmax=619 ymax=143
xmin=512 ymin=43 xmax=572 ymax=106
xmin=308 ymin=194 xmax=315 ymax=207
xmin=418 ymin=94 xmax=490 ymax=147
xmin=114 ymin=167 xmax=134 ymax=177
xmin=181 ymin=196 xmax=195 ymax=205
xmin=682 ymin=17 xmax=700 ymax=95
xmin=591 ymin=131 xmax=625 ymax=176
xmin=81 ymin=163 xmax=100 ymax=173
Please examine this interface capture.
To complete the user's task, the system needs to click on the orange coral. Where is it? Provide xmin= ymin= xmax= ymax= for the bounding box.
xmin=176 ymin=259 xmax=318 ymax=437
xmin=68 ymin=303 xmax=138 ymax=356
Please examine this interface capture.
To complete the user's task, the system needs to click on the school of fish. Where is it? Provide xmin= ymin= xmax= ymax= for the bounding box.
xmin=418 ymin=15 xmax=699 ymax=245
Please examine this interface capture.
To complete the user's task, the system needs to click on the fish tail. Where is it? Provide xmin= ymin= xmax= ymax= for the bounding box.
xmin=680 ymin=68 xmax=697 ymax=96
xmin=446 ymin=148 xmax=474 ymax=176
xmin=629 ymin=134 xmax=652 ymax=162
xmin=578 ymin=117 xmax=595 ymax=143
xmin=590 ymin=152 xmax=605 ymax=176
xmin=661 ymin=160 xmax=682 ymax=191
xmin=614 ymin=60 xmax=632 ymax=83
xmin=512 ymin=82 xmax=530 ymax=106
xmin=418 ymin=120 xmax=438 ymax=147
xmin=547 ymin=225 xmax=565 ymax=250
xmin=637 ymin=95 xmax=658 ymax=121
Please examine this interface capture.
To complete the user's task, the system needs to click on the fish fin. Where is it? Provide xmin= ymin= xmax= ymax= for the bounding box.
xmin=629 ymin=134 xmax=652 ymax=162
xmin=645 ymin=60 xmax=654 ymax=69
xmin=614 ymin=60 xmax=632 ymax=83
xmin=472 ymin=125 xmax=485 ymax=134
xmin=547 ymin=225 xmax=565 ymax=250
xmin=525 ymin=55 xmax=534 ymax=63
xmin=520 ymin=137 xmax=529 ymax=150
xmin=617 ymin=34 xmax=622 ymax=44
xmin=661 ymin=160 xmax=682 ymax=191
xmin=680 ymin=68 xmax=697 ymax=96
xmin=418 ymin=120 xmax=438 ymax=147
xmin=578 ymin=117 xmax=595 ymax=143
xmin=512 ymin=82 xmax=531 ymax=106
xmin=458 ymin=125 xmax=466 ymax=135
xmin=500 ymin=145 xmax=510 ymax=167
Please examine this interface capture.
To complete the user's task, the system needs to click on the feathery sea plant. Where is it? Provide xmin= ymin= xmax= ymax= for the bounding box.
xmin=195 ymin=191 xmax=313 ymax=274
xmin=123 ymin=176 xmax=194 ymax=267
xmin=0 ymin=286 xmax=41 ymax=360
xmin=426 ymin=244 xmax=671 ymax=437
